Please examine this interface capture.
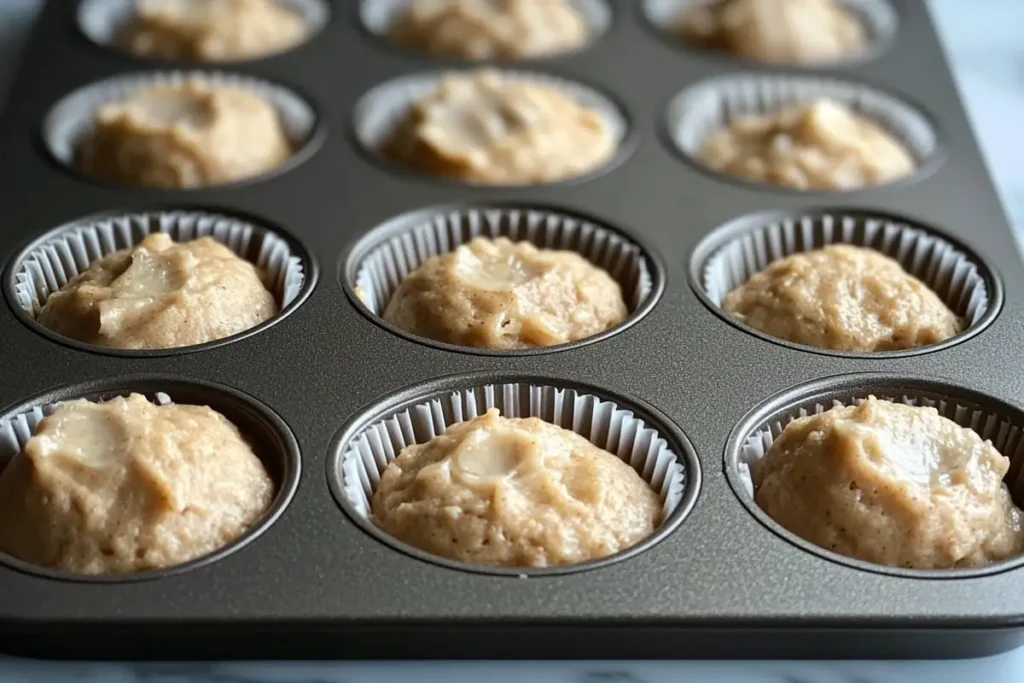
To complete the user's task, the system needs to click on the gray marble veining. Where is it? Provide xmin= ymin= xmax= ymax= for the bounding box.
xmin=2 ymin=1 xmax=1024 ymax=681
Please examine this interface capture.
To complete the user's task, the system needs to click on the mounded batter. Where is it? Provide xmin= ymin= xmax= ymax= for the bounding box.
xmin=676 ymin=0 xmax=867 ymax=64
xmin=117 ymin=0 xmax=309 ymax=62
xmin=381 ymin=69 xmax=616 ymax=185
xmin=753 ymin=397 xmax=1024 ymax=569
xmin=371 ymin=409 xmax=662 ymax=568
xmin=388 ymin=0 xmax=589 ymax=60
xmin=37 ymin=233 xmax=277 ymax=350
xmin=76 ymin=78 xmax=293 ymax=189
xmin=0 ymin=394 xmax=274 ymax=575
xmin=721 ymin=245 xmax=960 ymax=352
xmin=698 ymin=99 xmax=916 ymax=191
xmin=382 ymin=236 xmax=627 ymax=349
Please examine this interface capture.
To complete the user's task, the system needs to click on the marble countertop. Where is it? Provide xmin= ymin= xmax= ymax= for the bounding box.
xmin=3 ymin=1 xmax=1024 ymax=681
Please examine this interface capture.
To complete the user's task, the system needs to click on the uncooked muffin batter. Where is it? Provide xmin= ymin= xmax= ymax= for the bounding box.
xmin=76 ymin=78 xmax=293 ymax=189
xmin=0 ymin=394 xmax=274 ymax=575
xmin=117 ymin=0 xmax=309 ymax=62
xmin=381 ymin=70 xmax=616 ymax=185
xmin=721 ymin=245 xmax=960 ymax=352
xmin=37 ymin=233 xmax=277 ymax=350
xmin=698 ymin=99 xmax=916 ymax=190
xmin=388 ymin=0 xmax=588 ymax=60
xmin=371 ymin=409 xmax=661 ymax=567
xmin=753 ymin=397 xmax=1024 ymax=569
xmin=676 ymin=0 xmax=867 ymax=64
xmin=382 ymin=236 xmax=627 ymax=349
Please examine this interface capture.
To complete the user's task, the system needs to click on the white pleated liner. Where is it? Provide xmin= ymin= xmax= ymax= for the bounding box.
xmin=0 ymin=393 xmax=171 ymax=474
xmin=340 ymin=382 xmax=688 ymax=525
xmin=13 ymin=211 xmax=306 ymax=326
xmin=665 ymin=74 xmax=937 ymax=177
xmin=354 ymin=208 xmax=653 ymax=321
xmin=353 ymin=69 xmax=628 ymax=176
xmin=43 ymin=70 xmax=316 ymax=170
xmin=701 ymin=213 xmax=990 ymax=332
xmin=643 ymin=0 xmax=898 ymax=60
xmin=735 ymin=392 xmax=1024 ymax=507
xmin=360 ymin=0 xmax=613 ymax=44
xmin=77 ymin=0 xmax=331 ymax=57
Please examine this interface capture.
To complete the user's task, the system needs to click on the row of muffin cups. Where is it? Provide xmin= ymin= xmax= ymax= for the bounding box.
xmin=39 ymin=66 xmax=939 ymax=192
xmin=74 ymin=0 xmax=900 ymax=69
xmin=0 ymin=202 xmax=1009 ymax=580
xmin=3 ymin=369 xmax=1024 ymax=582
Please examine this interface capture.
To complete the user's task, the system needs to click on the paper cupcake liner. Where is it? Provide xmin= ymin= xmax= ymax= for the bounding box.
xmin=359 ymin=0 xmax=613 ymax=50
xmin=42 ymin=70 xmax=317 ymax=174
xmin=333 ymin=380 xmax=698 ymax=572
xmin=727 ymin=376 xmax=1024 ymax=576
xmin=0 ymin=392 xmax=171 ymax=474
xmin=350 ymin=206 xmax=655 ymax=339
xmin=643 ymin=0 xmax=898 ymax=64
xmin=352 ymin=69 xmax=628 ymax=182
xmin=10 ymin=210 xmax=308 ymax=346
xmin=77 ymin=0 xmax=330 ymax=61
xmin=665 ymin=73 xmax=937 ymax=181
xmin=694 ymin=211 xmax=994 ymax=350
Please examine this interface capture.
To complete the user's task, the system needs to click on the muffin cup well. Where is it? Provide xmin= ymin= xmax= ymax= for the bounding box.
xmin=664 ymin=73 xmax=938 ymax=190
xmin=42 ymin=70 xmax=319 ymax=188
xmin=5 ymin=210 xmax=313 ymax=356
xmin=345 ymin=205 xmax=661 ymax=354
xmin=642 ymin=0 xmax=898 ymax=66
xmin=351 ymin=69 xmax=630 ymax=185
xmin=690 ymin=210 xmax=999 ymax=356
xmin=725 ymin=373 xmax=1024 ymax=579
xmin=0 ymin=377 xmax=301 ymax=582
xmin=359 ymin=0 xmax=613 ymax=56
xmin=328 ymin=377 xmax=701 ymax=576
xmin=77 ymin=0 xmax=331 ymax=62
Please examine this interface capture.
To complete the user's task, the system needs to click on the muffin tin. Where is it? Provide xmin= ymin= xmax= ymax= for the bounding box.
xmin=0 ymin=0 xmax=1022 ymax=660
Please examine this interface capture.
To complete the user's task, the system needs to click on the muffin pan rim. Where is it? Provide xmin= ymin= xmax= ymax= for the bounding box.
xmin=76 ymin=0 xmax=334 ymax=66
xmin=38 ymin=68 xmax=329 ymax=193
xmin=686 ymin=207 xmax=1004 ymax=359
xmin=354 ymin=0 xmax=617 ymax=64
xmin=724 ymin=372 xmax=1024 ymax=580
xmin=0 ymin=374 xmax=302 ymax=584
xmin=347 ymin=66 xmax=638 ymax=189
xmin=660 ymin=70 xmax=947 ymax=195
xmin=325 ymin=371 xmax=703 ymax=578
xmin=637 ymin=0 xmax=901 ymax=70
xmin=0 ymin=207 xmax=321 ymax=358
xmin=339 ymin=201 xmax=666 ymax=357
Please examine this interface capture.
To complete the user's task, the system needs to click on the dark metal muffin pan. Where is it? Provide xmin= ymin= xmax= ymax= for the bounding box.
xmin=0 ymin=0 xmax=1022 ymax=660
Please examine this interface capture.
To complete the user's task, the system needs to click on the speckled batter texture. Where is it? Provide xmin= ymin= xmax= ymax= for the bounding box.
xmin=721 ymin=245 xmax=960 ymax=351
xmin=676 ymin=0 xmax=867 ymax=64
xmin=754 ymin=397 xmax=1024 ymax=569
xmin=382 ymin=236 xmax=627 ymax=349
xmin=37 ymin=233 xmax=277 ymax=350
xmin=0 ymin=394 xmax=274 ymax=575
xmin=371 ymin=409 xmax=661 ymax=568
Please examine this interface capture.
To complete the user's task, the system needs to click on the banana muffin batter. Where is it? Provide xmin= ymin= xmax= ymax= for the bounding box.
xmin=721 ymin=245 xmax=960 ymax=352
xmin=676 ymin=0 xmax=867 ymax=64
xmin=76 ymin=78 xmax=293 ymax=189
xmin=382 ymin=236 xmax=627 ymax=349
xmin=117 ymin=0 xmax=309 ymax=62
xmin=753 ymin=397 xmax=1024 ymax=569
xmin=381 ymin=70 xmax=616 ymax=185
xmin=0 ymin=394 xmax=274 ymax=575
xmin=37 ymin=233 xmax=277 ymax=350
xmin=371 ymin=409 xmax=662 ymax=568
xmin=388 ymin=0 xmax=588 ymax=60
xmin=698 ymin=99 xmax=916 ymax=191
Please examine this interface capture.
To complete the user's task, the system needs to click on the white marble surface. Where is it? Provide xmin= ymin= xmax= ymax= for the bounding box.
xmin=3 ymin=0 xmax=1024 ymax=681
